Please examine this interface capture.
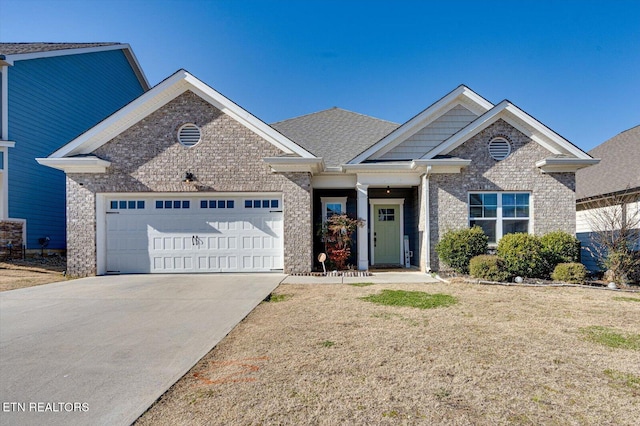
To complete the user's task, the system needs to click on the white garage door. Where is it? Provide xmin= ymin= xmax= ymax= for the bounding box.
xmin=105 ymin=195 xmax=283 ymax=273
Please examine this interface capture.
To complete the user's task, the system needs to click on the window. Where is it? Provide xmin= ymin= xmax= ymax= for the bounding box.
xmin=378 ymin=208 xmax=395 ymax=221
xmin=155 ymin=200 xmax=190 ymax=209
xmin=244 ymin=199 xmax=279 ymax=209
xmin=469 ymin=192 xmax=530 ymax=243
xmin=320 ymin=197 xmax=347 ymax=223
xmin=109 ymin=200 xmax=145 ymax=210
xmin=200 ymin=200 xmax=234 ymax=209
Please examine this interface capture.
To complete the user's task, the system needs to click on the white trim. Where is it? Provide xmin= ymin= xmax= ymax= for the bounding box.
xmin=47 ymin=70 xmax=316 ymax=160
xmin=536 ymin=157 xmax=600 ymax=173
xmin=369 ymin=198 xmax=405 ymax=266
xmin=96 ymin=194 xmax=107 ymax=275
xmin=356 ymin=183 xmax=369 ymax=270
xmin=36 ymin=157 xmax=111 ymax=173
xmin=349 ymin=85 xmax=493 ymax=164
xmin=421 ymin=173 xmax=431 ymax=272
xmin=1 ymin=65 xmax=7 ymax=140
xmin=311 ymin=174 xmax=356 ymax=189
xmin=263 ymin=157 xmax=324 ymax=174
xmin=320 ymin=197 xmax=347 ymax=223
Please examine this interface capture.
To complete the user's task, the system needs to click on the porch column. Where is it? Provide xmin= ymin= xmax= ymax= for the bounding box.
xmin=356 ymin=183 xmax=369 ymax=270
xmin=421 ymin=173 xmax=431 ymax=272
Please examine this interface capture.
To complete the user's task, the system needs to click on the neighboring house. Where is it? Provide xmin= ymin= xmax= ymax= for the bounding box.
xmin=576 ymin=126 xmax=640 ymax=271
xmin=38 ymin=70 xmax=598 ymax=277
xmin=0 ymin=43 xmax=149 ymax=255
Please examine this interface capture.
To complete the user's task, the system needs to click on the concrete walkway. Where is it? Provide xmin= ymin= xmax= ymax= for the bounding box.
xmin=0 ymin=274 xmax=284 ymax=426
xmin=282 ymin=270 xmax=440 ymax=284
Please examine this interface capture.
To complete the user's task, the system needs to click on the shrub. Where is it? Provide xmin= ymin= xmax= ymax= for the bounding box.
xmin=551 ymin=262 xmax=588 ymax=284
xmin=497 ymin=233 xmax=546 ymax=278
xmin=540 ymin=231 xmax=581 ymax=274
xmin=469 ymin=255 xmax=510 ymax=282
xmin=435 ymin=226 xmax=488 ymax=273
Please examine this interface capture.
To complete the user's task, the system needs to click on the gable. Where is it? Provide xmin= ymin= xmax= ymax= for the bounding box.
xmin=42 ymin=70 xmax=314 ymax=164
xmin=376 ymin=104 xmax=479 ymax=160
xmin=90 ymin=90 xmax=293 ymax=190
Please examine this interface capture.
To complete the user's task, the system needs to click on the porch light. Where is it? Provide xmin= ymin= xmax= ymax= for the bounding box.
xmin=183 ymin=171 xmax=196 ymax=183
xmin=386 ymin=186 xmax=391 ymax=194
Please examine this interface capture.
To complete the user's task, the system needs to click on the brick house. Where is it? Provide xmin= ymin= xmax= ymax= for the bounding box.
xmin=38 ymin=70 xmax=598 ymax=277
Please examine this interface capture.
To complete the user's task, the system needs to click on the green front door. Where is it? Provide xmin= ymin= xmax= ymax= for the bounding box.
xmin=373 ymin=204 xmax=400 ymax=264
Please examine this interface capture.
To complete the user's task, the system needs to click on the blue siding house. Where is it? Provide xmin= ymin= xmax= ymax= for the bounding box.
xmin=0 ymin=43 xmax=149 ymax=252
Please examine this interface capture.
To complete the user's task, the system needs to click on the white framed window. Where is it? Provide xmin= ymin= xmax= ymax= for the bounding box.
xmin=469 ymin=192 xmax=530 ymax=244
xmin=321 ymin=197 xmax=347 ymax=223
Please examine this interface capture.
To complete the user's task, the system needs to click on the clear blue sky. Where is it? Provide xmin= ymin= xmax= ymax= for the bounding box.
xmin=2 ymin=0 xmax=639 ymax=151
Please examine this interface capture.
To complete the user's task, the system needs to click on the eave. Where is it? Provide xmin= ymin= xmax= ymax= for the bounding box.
xmin=263 ymin=157 xmax=324 ymax=174
xmin=341 ymin=158 xmax=471 ymax=174
xmin=535 ymin=158 xmax=600 ymax=173
xmin=36 ymin=157 xmax=111 ymax=173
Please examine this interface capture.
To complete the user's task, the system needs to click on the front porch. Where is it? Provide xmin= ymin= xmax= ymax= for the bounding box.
xmin=312 ymin=186 xmax=421 ymax=272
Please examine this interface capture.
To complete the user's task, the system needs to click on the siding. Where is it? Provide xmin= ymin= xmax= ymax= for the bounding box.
xmin=7 ymin=49 xmax=145 ymax=249
xmin=379 ymin=104 xmax=478 ymax=160
xmin=0 ymin=68 xmax=3 ymax=136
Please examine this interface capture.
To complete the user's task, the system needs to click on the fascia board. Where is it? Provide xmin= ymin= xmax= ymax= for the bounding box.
xmin=348 ymin=85 xmax=493 ymax=165
xmin=263 ymin=157 xmax=324 ymax=173
xmin=342 ymin=163 xmax=415 ymax=172
xmin=50 ymin=71 xmax=189 ymax=158
xmin=535 ymin=158 xmax=600 ymax=173
xmin=36 ymin=157 xmax=111 ymax=173
xmin=184 ymin=74 xmax=315 ymax=158
xmin=0 ymin=140 xmax=15 ymax=148
xmin=502 ymin=104 xmax=592 ymax=159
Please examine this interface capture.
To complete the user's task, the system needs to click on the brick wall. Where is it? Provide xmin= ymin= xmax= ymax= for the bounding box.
xmin=66 ymin=90 xmax=312 ymax=276
xmin=429 ymin=119 xmax=576 ymax=269
xmin=0 ymin=220 xmax=24 ymax=259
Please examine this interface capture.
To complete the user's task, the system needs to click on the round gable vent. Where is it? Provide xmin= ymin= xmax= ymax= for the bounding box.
xmin=488 ymin=137 xmax=511 ymax=160
xmin=178 ymin=123 xmax=201 ymax=147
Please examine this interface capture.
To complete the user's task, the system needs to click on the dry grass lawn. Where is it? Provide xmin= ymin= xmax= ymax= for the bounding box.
xmin=0 ymin=258 xmax=67 ymax=292
xmin=137 ymin=281 xmax=640 ymax=425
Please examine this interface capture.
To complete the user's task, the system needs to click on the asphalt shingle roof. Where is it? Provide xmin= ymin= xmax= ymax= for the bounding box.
xmin=576 ymin=125 xmax=640 ymax=200
xmin=271 ymin=107 xmax=398 ymax=167
xmin=0 ymin=43 xmax=120 ymax=56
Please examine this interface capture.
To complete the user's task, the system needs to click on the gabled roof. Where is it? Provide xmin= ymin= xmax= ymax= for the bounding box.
xmin=39 ymin=69 xmax=315 ymax=170
xmin=348 ymin=85 xmax=494 ymax=164
xmin=272 ymin=107 xmax=398 ymax=168
xmin=576 ymin=125 xmax=640 ymax=200
xmin=0 ymin=42 xmax=149 ymax=90
xmin=423 ymin=100 xmax=593 ymax=161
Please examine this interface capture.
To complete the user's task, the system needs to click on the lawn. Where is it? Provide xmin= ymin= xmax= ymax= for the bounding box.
xmin=136 ymin=281 xmax=640 ymax=425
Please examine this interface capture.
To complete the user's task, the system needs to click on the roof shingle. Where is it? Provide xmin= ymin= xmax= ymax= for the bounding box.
xmin=576 ymin=125 xmax=640 ymax=200
xmin=271 ymin=107 xmax=398 ymax=167
xmin=0 ymin=42 xmax=120 ymax=56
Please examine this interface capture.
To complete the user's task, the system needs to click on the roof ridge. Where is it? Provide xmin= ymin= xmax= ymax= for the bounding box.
xmin=271 ymin=107 xmax=398 ymax=126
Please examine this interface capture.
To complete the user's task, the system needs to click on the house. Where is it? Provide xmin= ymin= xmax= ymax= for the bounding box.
xmin=37 ymin=70 xmax=598 ymax=277
xmin=576 ymin=126 xmax=640 ymax=271
xmin=0 ymin=43 xmax=149 ymax=256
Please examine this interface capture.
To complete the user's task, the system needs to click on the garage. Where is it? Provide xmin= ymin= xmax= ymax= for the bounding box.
xmin=104 ymin=195 xmax=283 ymax=274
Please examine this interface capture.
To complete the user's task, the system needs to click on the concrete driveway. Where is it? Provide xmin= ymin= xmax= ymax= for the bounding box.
xmin=0 ymin=273 xmax=284 ymax=426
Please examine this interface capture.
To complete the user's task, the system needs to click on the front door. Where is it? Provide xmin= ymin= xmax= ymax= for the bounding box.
xmin=373 ymin=204 xmax=401 ymax=264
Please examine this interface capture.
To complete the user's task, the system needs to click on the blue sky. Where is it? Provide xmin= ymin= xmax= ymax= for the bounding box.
xmin=1 ymin=0 xmax=639 ymax=151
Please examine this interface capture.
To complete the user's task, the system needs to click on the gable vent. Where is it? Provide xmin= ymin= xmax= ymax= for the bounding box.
xmin=488 ymin=137 xmax=511 ymax=161
xmin=178 ymin=123 xmax=202 ymax=147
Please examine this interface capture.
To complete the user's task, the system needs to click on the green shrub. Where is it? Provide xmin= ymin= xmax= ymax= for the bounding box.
xmin=435 ymin=226 xmax=488 ymax=273
xmin=497 ymin=233 xmax=546 ymax=278
xmin=469 ymin=255 xmax=510 ymax=281
xmin=551 ymin=262 xmax=588 ymax=284
xmin=540 ymin=231 xmax=581 ymax=274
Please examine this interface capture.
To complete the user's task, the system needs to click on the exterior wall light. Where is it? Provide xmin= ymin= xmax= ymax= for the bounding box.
xmin=183 ymin=172 xmax=196 ymax=183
